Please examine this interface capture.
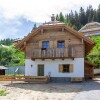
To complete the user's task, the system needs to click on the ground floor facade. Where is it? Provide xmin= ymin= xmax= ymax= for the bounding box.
xmin=25 ymin=58 xmax=84 ymax=82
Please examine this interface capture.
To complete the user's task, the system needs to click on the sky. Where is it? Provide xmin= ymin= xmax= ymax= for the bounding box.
xmin=0 ymin=0 xmax=100 ymax=39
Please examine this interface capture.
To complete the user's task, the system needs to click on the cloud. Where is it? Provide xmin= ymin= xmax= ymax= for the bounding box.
xmin=0 ymin=0 xmax=99 ymax=39
xmin=0 ymin=15 xmax=40 ymax=39
xmin=0 ymin=0 xmax=99 ymax=22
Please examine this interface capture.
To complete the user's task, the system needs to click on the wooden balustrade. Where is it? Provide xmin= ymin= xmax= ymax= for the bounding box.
xmin=25 ymin=44 xmax=84 ymax=59
xmin=31 ymin=48 xmax=74 ymax=59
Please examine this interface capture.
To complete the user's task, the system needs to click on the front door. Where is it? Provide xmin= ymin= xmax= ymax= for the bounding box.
xmin=38 ymin=64 xmax=44 ymax=76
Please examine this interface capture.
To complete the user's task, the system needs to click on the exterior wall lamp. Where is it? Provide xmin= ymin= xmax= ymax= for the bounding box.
xmin=31 ymin=64 xmax=33 ymax=67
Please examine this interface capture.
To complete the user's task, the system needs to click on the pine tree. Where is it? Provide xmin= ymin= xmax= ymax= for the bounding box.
xmin=56 ymin=4 xmax=100 ymax=30
xmin=79 ymin=7 xmax=87 ymax=25
xmin=97 ymin=4 xmax=100 ymax=22
xmin=93 ymin=10 xmax=97 ymax=21
xmin=88 ymin=5 xmax=94 ymax=22
xmin=74 ymin=11 xmax=80 ymax=30
xmin=56 ymin=14 xmax=59 ymax=21
xmin=59 ymin=12 xmax=65 ymax=22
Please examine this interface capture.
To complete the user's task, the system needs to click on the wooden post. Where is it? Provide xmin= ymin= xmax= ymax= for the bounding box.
xmin=72 ymin=47 xmax=74 ymax=57
xmin=82 ymin=39 xmax=84 ymax=44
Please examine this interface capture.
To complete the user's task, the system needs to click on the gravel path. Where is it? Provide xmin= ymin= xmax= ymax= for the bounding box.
xmin=0 ymin=78 xmax=100 ymax=100
xmin=0 ymin=81 xmax=82 ymax=100
xmin=74 ymin=78 xmax=100 ymax=100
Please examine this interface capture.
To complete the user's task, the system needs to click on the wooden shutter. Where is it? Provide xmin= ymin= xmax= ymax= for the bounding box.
xmin=39 ymin=41 xmax=42 ymax=48
xmin=69 ymin=64 xmax=73 ymax=72
xmin=50 ymin=41 xmax=53 ymax=48
xmin=59 ymin=64 xmax=63 ymax=72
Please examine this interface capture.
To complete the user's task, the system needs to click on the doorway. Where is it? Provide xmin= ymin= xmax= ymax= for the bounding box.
xmin=38 ymin=64 xmax=44 ymax=76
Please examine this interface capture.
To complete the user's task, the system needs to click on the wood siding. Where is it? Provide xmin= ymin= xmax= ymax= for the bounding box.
xmin=25 ymin=29 xmax=84 ymax=59
xmin=84 ymin=63 xmax=94 ymax=79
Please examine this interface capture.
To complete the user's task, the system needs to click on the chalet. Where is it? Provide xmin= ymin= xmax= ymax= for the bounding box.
xmin=78 ymin=22 xmax=100 ymax=36
xmin=15 ymin=15 xmax=95 ymax=82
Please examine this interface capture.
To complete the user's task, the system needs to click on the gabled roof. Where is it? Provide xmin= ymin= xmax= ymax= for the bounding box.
xmin=15 ymin=23 xmax=95 ymax=56
xmin=78 ymin=22 xmax=100 ymax=32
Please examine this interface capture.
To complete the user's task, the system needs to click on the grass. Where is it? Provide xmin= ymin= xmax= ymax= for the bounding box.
xmin=0 ymin=90 xmax=8 ymax=96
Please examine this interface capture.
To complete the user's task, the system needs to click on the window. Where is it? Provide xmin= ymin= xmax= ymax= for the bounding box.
xmin=63 ymin=65 xmax=70 ymax=72
xmin=42 ymin=41 xmax=49 ymax=49
xmin=58 ymin=41 xmax=65 ymax=48
xmin=59 ymin=64 xmax=73 ymax=73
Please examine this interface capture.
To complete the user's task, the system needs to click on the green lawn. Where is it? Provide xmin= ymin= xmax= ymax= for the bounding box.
xmin=0 ymin=90 xmax=8 ymax=96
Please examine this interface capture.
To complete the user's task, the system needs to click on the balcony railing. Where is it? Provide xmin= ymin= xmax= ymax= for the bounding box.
xmin=31 ymin=48 xmax=74 ymax=59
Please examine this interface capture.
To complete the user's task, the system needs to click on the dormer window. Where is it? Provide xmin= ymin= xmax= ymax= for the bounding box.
xmin=58 ymin=41 xmax=65 ymax=48
xmin=42 ymin=41 xmax=49 ymax=49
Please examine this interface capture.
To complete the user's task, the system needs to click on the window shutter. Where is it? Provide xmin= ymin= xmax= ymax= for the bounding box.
xmin=50 ymin=41 xmax=53 ymax=48
xmin=39 ymin=41 xmax=42 ymax=48
xmin=59 ymin=64 xmax=63 ymax=72
xmin=69 ymin=64 xmax=73 ymax=72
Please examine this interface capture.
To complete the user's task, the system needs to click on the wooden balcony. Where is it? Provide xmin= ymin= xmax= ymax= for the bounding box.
xmin=31 ymin=48 xmax=75 ymax=60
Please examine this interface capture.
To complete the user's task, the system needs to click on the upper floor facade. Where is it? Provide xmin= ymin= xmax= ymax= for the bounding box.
xmin=15 ymin=16 xmax=95 ymax=60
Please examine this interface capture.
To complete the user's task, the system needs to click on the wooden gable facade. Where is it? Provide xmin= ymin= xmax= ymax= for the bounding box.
xmin=15 ymin=23 xmax=95 ymax=60
xmin=79 ymin=22 xmax=100 ymax=36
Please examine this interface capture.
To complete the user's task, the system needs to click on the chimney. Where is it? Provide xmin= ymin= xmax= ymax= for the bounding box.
xmin=51 ymin=14 xmax=55 ymax=21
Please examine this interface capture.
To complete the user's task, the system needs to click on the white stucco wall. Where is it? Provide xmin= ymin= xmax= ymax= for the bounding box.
xmin=25 ymin=58 xmax=84 ymax=77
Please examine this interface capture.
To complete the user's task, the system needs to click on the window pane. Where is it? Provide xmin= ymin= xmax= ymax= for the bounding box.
xmin=42 ymin=41 xmax=49 ymax=48
xmin=58 ymin=41 xmax=65 ymax=48
xmin=63 ymin=64 xmax=69 ymax=72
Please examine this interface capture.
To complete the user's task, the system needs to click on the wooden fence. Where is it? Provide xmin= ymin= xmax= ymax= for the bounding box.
xmin=0 ymin=75 xmax=50 ymax=83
